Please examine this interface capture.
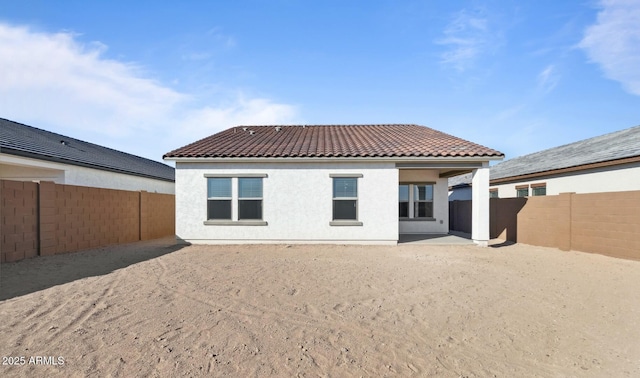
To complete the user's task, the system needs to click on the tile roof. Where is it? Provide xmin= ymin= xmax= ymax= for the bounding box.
xmin=490 ymin=124 xmax=640 ymax=181
xmin=0 ymin=118 xmax=175 ymax=182
xmin=164 ymin=124 xmax=504 ymax=159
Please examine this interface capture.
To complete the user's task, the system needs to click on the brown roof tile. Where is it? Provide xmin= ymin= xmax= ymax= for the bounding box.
xmin=164 ymin=124 xmax=504 ymax=159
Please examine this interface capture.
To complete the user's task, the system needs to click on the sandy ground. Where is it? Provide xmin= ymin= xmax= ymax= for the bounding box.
xmin=1 ymin=238 xmax=639 ymax=377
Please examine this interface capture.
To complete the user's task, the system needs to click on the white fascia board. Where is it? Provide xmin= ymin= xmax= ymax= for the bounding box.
xmin=165 ymin=156 xmax=503 ymax=165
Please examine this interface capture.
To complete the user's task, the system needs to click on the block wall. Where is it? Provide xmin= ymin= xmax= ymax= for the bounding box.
xmin=451 ymin=197 xmax=527 ymax=242
xmin=570 ymin=191 xmax=640 ymax=260
xmin=1 ymin=180 xmax=175 ymax=262
xmin=140 ymin=191 xmax=175 ymax=241
xmin=1 ymin=180 xmax=38 ymax=262
xmin=489 ymin=197 xmax=527 ymax=242
xmin=449 ymin=191 xmax=640 ymax=260
xmin=516 ymin=193 xmax=572 ymax=251
xmin=39 ymin=181 xmax=140 ymax=256
xmin=449 ymin=200 xmax=472 ymax=234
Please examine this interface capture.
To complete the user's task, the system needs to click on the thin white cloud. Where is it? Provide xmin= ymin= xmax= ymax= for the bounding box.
xmin=206 ymin=27 xmax=237 ymax=48
xmin=0 ymin=23 xmax=298 ymax=161
xmin=537 ymin=64 xmax=560 ymax=94
xmin=579 ymin=0 xmax=640 ymax=95
xmin=174 ymin=96 xmax=298 ymax=144
xmin=436 ymin=8 xmax=496 ymax=72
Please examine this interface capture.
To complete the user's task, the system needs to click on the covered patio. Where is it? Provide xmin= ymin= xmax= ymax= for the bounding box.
xmin=398 ymin=165 xmax=491 ymax=246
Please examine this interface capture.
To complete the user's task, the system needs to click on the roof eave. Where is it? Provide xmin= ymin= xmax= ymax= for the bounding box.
xmin=164 ymin=155 xmax=504 ymax=164
xmin=490 ymin=154 xmax=640 ymax=184
xmin=2 ymin=148 xmax=175 ymax=183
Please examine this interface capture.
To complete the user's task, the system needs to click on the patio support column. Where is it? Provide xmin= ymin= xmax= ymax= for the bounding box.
xmin=471 ymin=165 xmax=490 ymax=247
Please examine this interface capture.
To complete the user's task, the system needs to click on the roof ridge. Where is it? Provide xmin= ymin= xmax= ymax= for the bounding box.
xmin=232 ymin=124 xmax=419 ymax=128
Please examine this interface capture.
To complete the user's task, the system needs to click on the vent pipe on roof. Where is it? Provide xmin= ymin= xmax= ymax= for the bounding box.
xmin=248 ymin=130 xmax=255 ymax=135
xmin=242 ymin=127 xmax=248 ymax=131
xmin=275 ymin=126 xmax=281 ymax=132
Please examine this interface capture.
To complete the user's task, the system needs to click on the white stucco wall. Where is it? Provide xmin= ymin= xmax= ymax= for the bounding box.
xmin=471 ymin=167 xmax=490 ymax=246
xmin=175 ymin=162 xmax=399 ymax=244
xmin=397 ymin=169 xmax=449 ymax=234
xmin=491 ymin=162 xmax=640 ymax=198
xmin=0 ymin=153 xmax=175 ymax=194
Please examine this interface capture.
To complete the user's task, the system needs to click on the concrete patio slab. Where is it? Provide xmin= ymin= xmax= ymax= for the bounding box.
xmin=398 ymin=233 xmax=474 ymax=245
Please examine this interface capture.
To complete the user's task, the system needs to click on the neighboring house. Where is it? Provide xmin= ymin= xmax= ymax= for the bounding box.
xmin=448 ymin=172 xmax=473 ymax=201
xmin=0 ymin=118 xmax=175 ymax=194
xmin=490 ymin=125 xmax=640 ymax=198
xmin=163 ymin=124 xmax=503 ymax=245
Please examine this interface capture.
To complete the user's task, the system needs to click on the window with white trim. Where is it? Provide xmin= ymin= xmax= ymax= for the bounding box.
xmin=207 ymin=178 xmax=232 ymax=220
xmin=333 ymin=177 xmax=358 ymax=220
xmin=399 ymin=183 xmax=434 ymax=219
xmin=238 ymin=178 xmax=263 ymax=220
xmin=205 ymin=175 xmax=266 ymax=224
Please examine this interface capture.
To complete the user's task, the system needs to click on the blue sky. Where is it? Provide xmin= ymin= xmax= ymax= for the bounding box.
xmin=1 ymin=0 xmax=639 ymax=164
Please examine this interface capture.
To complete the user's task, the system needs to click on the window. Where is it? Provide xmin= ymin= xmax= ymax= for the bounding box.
xmin=532 ymin=187 xmax=546 ymax=196
xmin=531 ymin=183 xmax=546 ymax=196
xmin=414 ymin=184 xmax=433 ymax=218
xmin=399 ymin=185 xmax=409 ymax=218
xmin=207 ymin=178 xmax=231 ymax=220
xmin=204 ymin=175 xmax=266 ymax=225
xmin=399 ymin=183 xmax=434 ymax=219
xmin=489 ymin=189 xmax=499 ymax=198
xmin=238 ymin=178 xmax=263 ymax=219
xmin=516 ymin=185 xmax=529 ymax=198
xmin=333 ymin=177 xmax=358 ymax=220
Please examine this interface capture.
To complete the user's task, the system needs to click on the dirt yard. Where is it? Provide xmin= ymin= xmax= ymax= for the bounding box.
xmin=1 ymin=238 xmax=639 ymax=377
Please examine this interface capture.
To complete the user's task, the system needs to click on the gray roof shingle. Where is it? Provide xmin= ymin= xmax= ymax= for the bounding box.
xmin=448 ymin=172 xmax=473 ymax=188
xmin=0 ymin=118 xmax=174 ymax=182
xmin=164 ymin=124 xmax=504 ymax=159
xmin=490 ymin=125 xmax=640 ymax=181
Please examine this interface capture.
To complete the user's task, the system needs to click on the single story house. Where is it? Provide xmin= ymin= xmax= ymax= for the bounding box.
xmin=164 ymin=124 xmax=503 ymax=245
xmin=490 ymin=125 xmax=640 ymax=198
xmin=0 ymin=118 xmax=175 ymax=194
